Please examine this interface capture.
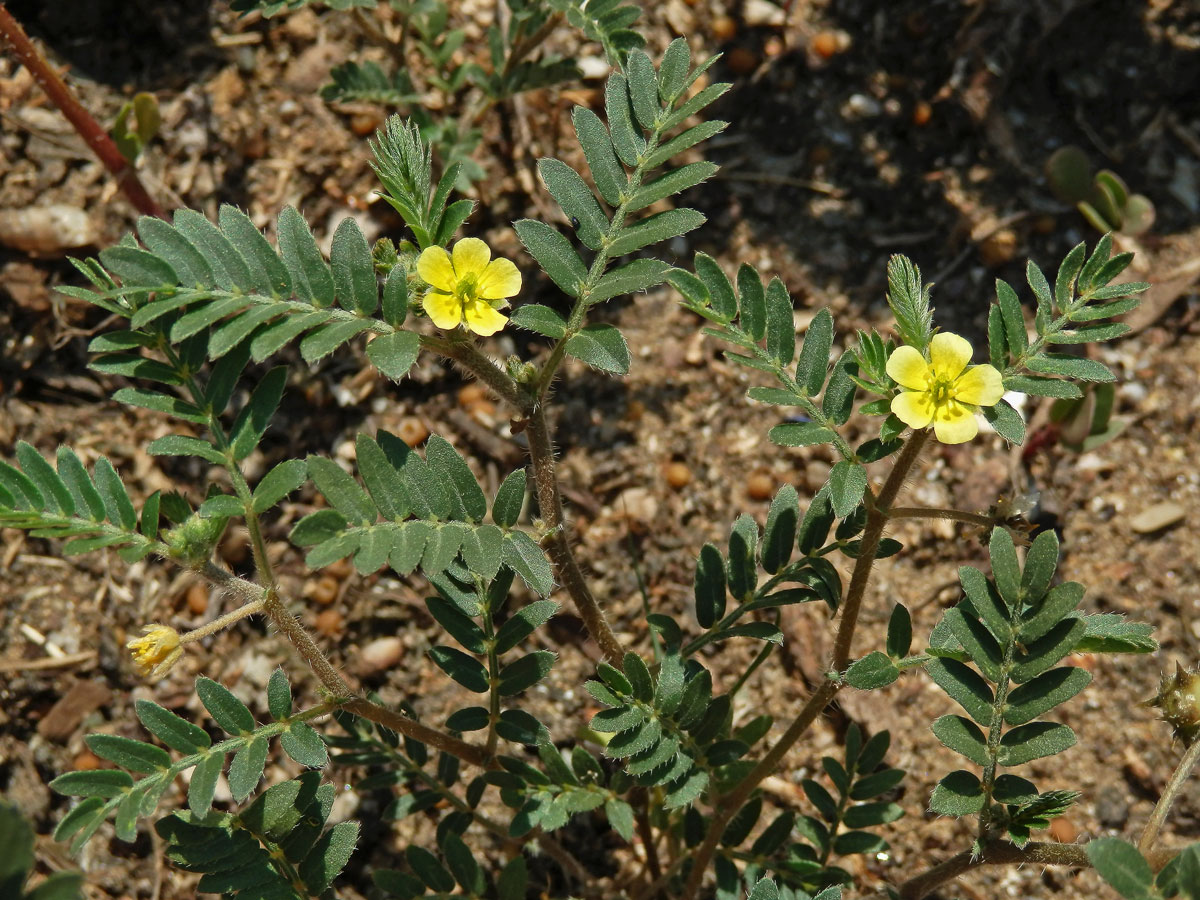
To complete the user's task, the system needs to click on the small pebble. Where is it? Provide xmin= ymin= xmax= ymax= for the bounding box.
xmin=308 ymin=575 xmax=341 ymax=606
xmin=711 ymin=16 xmax=737 ymax=42
xmin=664 ymin=461 xmax=692 ymax=490
xmin=1129 ymin=501 xmax=1185 ymax=534
xmin=979 ymin=229 xmax=1018 ymax=268
xmin=458 ymin=383 xmax=488 ymax=407
xmin=358 ymin=636 xmax=404 ymax=674
xmin=396 ymin=416 xmax=430 ymax=446
xmin=725 ymin=46 xmax=760 ymax=76
xmin=811 ymin=31 xmax=840 ymax=59
xmin=747 ymin=472 xmax=775 ymax=501
xmin=1048 ymin=817 xmax=1077 ymax=843
xmin=315 ymin=609 xmax=344 ymax=636
xmin=1095 ymin=787 xmax=1130 ymax=829
xmin=73 ymin=750 xmax=103 ymax=771
xmin=186 ymin=583 xmax=208 ymax=616
xmin=912 ymin=100 xmax=932 ymax=127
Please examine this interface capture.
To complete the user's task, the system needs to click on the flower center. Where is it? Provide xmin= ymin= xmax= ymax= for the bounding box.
xmin=455 ymin=273 xmax=480 ymax=304
xmin=929 ymin=375 xmax=957 ymax=407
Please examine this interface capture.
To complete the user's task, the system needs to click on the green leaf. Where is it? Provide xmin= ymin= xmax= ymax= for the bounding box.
xmin=995 ymin=278 xmax=1028 ymax=354
xmin=760 ymin=484 xmax=798 ymax=574
xmin=366 ymin=330 xmax=421 ymax=381
xmin=196 ymin=676 xmax=256 ymax=735
xmin=56 ymin=448 xmax=105 ymax=521
xmin=694 ymin=543 xmax=726 ymax=629
xmin=137 ymin=216 xmax=214 ymax=288
xmin=15 ymin=443 xmax=73 ymax=515
xmin=492 ymin=469 xmax=526 ymax=528
xmin=86 ymin=733 xmax=170 ymax=773
xmin=1004 ymin=666 xmax=1091 ymax=726
xmin=278 ymin=205 xmax=335 ymax=307
xmin=228 ymin=736 xmax=268 ymax=801
xmin=845 ymin=652 xmax=900 ymax=690
xmin=429 ymin=646 xmax=489 ymax=693
xmin=266 ymin=668 xmax=291 ymax=721
xmin=230 ymin=366 xmax=287 ymax=461
xmin=1005 ymin=374 xmax=1082 ymax=399
xmin=925 ymin=658 xmax=994 ymax=724
xmin=218 ymin=204 xmax=291 ymax=298
xmin=299 ymin=319 xmax=374 ymax=364
xmin=50 ymin=768 xmax=133 ymax=799
xmin=331 ymin=217 xmax=377 ymax=315
xmin=944 ymin=607 xmax=1003 ymax=682
xmin=93 ymin=457 xmax=136 ymax=529
xmin=736 ymin=263 xmax=766 ymax=341
xmin=930 ymin=715 xmax=989 ymax=766
xmin=538 ymin=158 xmax=608 ymax=251
xmin=426 ymin=595 xmax=487 ymax=654
xmin=99 ymin=244 xmax=177 ymax=287
xmin=307 ymin=455 xmax=377 ymax=525
xmin=1018 ymin=581 xmax=1083 ymax=644
xmin=1026 ymin=353 xmax=1114 ymax=382
xmin=135 ymin=699 xmax=211 ymax=753
xmin=764 ymin=277 xmax=794 ymax=364
xmin=510 ymin=303 xmax=568 ymax=339
xmin=407 ymin=846 xmax=455 ymax=893
xmin=627 ymin=162 xmax=717 ymax=213
xmin=173 ymin=209 xmax=254 ymax=292
xmin=607 ymin=208 xmax=705 ymax=257
xmin=984 ymin=398 xmax=1025 ymax=445
xmin=299 ymin=820 xmax=358 ymax=894
xmin=1054 ymin=241 xmax=1087 ymax=311
xmin=657 ymin=37 xmax=690 ymax=103
xmin=252 ymin=459 xmax=308 ymax=513
xmin=605 ymin=798 xmax=635 ymax=841
xmin=625 ymin=50 xmax=659 ymax=130
xmin=591 ymin=258 xmax=670 ymax=303
xmin=188 ymin=752 xmax=222 ymax=813
xmin=425 ymin=435 xmax=487 ymax=523
xmin=929 ymin=770 xmax=985 ymax=817
xmin=565 ymin=324 xmax=630 ymax=374
xmin=692 ymin=252 xmax=736 ymax=320
xmin=280 ymin=722 xmax=328 ymax=768
xmin=1086 ymin=838 xmax=1153 ymax=900
xmin=380 ymin=262 xmax=409 ymax=326
xmin=988 ymin=526 xmax=1021 ymax=608
xmin=147 ymin=434 xmax=225 ymax=465
xmin=502 ymin=531 xmax=554 ymax=595
xmin=822 ymin=352 xmax=859 ymax=424
xmin=1073 ymin=614 xmax=1157 ymax=654
xmin=886 ymin=256 xmax=933 ymax=350
xmin=828 ymin=461 xmax=867 ymax=518
xmin=642 ymin=119 xmax=726 ymax=170
xmin=573 ymin=106 xmax=626 ymax=207
xmin=769 ymin=422 xmax=835 ymax=447
xmin=514 ymin=219 xmax=587 ymax=298
xmin=605 ymin=74 xmax=644 ymax=167
xmin=494 ymin=600 xmax=558 ymax=655
xmin=111 ymin=386 xmax=207 ymax=425
xmin=997 ymin=721 xmax=1076 ymax=765
xmin=497 ymin=651 xmax=556 ymax=696
xmin=1011 ymin=617 xmax=1086 ymax=683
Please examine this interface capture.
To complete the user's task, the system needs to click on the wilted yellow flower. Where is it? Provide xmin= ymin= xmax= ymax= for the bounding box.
xmin=417 ymin=238 xmax=521 ymax=337
xmin=126 ymin=624 xmax=182 ymax=679
xmin=886 ymin=332 xmax=1004 ymax=444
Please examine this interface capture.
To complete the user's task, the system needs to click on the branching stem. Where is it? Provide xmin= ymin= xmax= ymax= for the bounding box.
xmin=0 ymin=3 xmax=165 ymax=218
xmin=681 ymin=429 xmax=929 ymax=899
xmin=896 ymin=840 xmax=1090 ymax=899
xmin=887 ymin=506 xmax=994 ymax=529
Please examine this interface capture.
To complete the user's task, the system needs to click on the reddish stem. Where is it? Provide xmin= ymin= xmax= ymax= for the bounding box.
xmin=0 ymin=2 xmax=166 ymax=219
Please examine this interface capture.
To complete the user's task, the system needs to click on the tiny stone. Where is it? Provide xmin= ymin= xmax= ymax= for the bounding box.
xmin=664 ymin=461 xmax=692 ymax=490
xmin=1094 ymin=787 xmax=1129 ymax=829
xmin=315 ymin=609 xmax=344 ymax=636
xmin=747 ymin=472 xmax=775 ymax=501
xmin=357 ymin=637 xmax=404 ymax=675
xmin=743 ymin=0 xmax=785 ymax=27
xmin=1129 ymin=501 xmax=1185 ymax=534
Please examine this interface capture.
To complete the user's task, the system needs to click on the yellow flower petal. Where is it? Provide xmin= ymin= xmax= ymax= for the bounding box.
xmin=463 ymin=298 xmax=508 ymax=336
xmin=886 ymin=345 xmax=932 ymax=391
xmin=954 ymin=364 xmax=1004 ymax=407
xmin=417 ymin=246 xmax=457 ymax=292
xmin=891 ymin=390 xmax=935 ymax=429
xmin=928 ymin=332 xmax=973 ymax=381
xmin=932 ymin=401 xmax=980 ymax=444
xmin=423 ymin=290 xmax=463 ymax=329
xmin=477 ymin=257 xmax=522 ymax=300
xmin=452 ymin=238 xmax=491 ymax=278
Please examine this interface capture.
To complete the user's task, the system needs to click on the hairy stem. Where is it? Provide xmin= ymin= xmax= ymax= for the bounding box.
xmin=887 ymin=506 xmax=994 ymax=528
xmin=682 ymin=429 xmax=929 ymax=899
xmin=199 ymin=564 xmax=493 ymax=769
xmin=1138 ymin=735 xmax=1200 ymax=858
xmin=423 ymin=333 xmax=527 ymax=410
xmin=897 ymin=841 xmax=1090 ymax=900
xmin=526 ymin=405 xmax=624 ymax=664
xmin=179 ymin=597 xmax=264 ymax=644
xmin=0 ymin=3 xmax=165 ymax=218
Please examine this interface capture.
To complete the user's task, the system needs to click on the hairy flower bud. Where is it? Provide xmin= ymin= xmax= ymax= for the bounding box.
xmin=1145 ymin=663 xmax=1200 ymax=747
xmin=163 ymin=512 xmax=228 ymax=564
xmin=126 ymin=624 xmax=182 ymax=679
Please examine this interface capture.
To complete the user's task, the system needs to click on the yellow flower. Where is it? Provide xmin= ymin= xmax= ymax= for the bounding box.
xmin=886 ymin=332 xmax=1005 ymax=444
xmin=417 ymin=238 xmax=521 ymax=337
xmin=126 ymin=624 xmax=182 ymax=679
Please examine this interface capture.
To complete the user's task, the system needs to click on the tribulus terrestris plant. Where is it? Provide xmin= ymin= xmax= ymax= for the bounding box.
xmin=4 ymin=15 xmax=1200 ymax=900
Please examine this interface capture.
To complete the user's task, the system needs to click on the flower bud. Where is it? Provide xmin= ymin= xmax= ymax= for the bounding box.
xmin=163 ymin=512 xmax=228 ymax=565
xmin=1145 ymin=663 xmax=1200 ymax=746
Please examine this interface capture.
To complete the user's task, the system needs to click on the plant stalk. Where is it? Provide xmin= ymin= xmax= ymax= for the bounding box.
xmin=887 ymin=506 xmax=994 ymax=529
xmin=897 ymin=840 xmax=1090 ymax=899
xmin=0 ymin=3 xmax=165 ymax=218
xmin=1138 ymin=734 xmax=1200 ymax=858
xmin=681 ymin=428 xmax=929 ymax=899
